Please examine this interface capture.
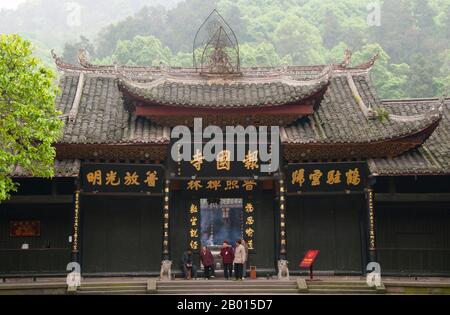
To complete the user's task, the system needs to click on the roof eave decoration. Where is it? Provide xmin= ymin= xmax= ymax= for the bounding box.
xmin=282 ymin=114 xmax=441 ymax=161
xmin=334 ymin=50 xmax=379 ymax=73
xmin=51 ymin=47 xmax=379 ymax=78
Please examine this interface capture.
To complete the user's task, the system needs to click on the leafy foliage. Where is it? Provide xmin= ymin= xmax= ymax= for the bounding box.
xmin=0 ymin=34 xmax=63 ymax=201
xmin=2 ymin=0 xmax=449 ymax=98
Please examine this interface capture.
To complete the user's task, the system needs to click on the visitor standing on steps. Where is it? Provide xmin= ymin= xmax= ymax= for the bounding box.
xmin=220 ymin=240 xmax=234 ymax=280
xmin=200 ymin=246 xmax=214 ymax=280
xmin=233 ymin=239 xmax=246 ymax=281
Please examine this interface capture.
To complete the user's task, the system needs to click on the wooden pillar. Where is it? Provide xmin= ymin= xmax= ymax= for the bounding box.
xmin=162 ymin=179 xmax=170 ymax=260
xmin=71 ymin=189 xmax=80 ymax=263
xmin=366 ymin=187 xmax=377 ymax=263
xmin=278 ymin=178 xmax=287 ymax=260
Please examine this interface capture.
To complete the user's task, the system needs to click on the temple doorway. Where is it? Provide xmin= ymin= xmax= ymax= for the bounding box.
xmin=200 ymin=198 xmax=243 ymax=246
xmin=199 ymin=198 xmax=243 ymax=273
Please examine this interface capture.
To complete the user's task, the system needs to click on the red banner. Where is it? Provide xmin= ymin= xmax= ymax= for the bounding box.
xmin=299 ymin=250 xmax=320 ymax=268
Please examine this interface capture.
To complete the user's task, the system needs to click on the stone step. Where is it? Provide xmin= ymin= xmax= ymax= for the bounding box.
xmin=308 ymin=284 xmax=370 ymax=289
xmin=158 ymin=284 xmax=297 ymax=290
xmin=78 ymin=285 xmax=147 ymax=291
xmin=77 ymin=289 xmax=147 ymax=295
xmin=307 ymin=281 xmax=368 ymax=286
xmin=158 ymin=280 xmax=296 ymax=286
xmin=158 ymin=282 xmax=296 ymax=287
xmin=157 ymin=288 xmax=299 ymax=294
xmin=308 ymin=288 xmax=377 ymax=295
xmin=79 ymin=281 xmax=147 ymax=288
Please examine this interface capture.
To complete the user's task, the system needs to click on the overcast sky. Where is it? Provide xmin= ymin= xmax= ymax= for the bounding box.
xmin=0 ymin=0 xmax=27 ymax=10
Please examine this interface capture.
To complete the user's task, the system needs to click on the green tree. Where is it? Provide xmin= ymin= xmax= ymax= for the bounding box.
xmin=434 ymin=49 xmax=450 ymax=95
xmin=406 ymin=54 xmax=439 ymax=98
xmin=352 ymin=44 xmax=410 ymax=99
xmin=63 ymin=35 xmax=96 ymax=64
xmin=110 ymin=35 xmax=172 ymax=66
xmin=372 ymin=0 xmax=417 ymax=63
xmin=239 ymin=42 xmax=286 ymax=67
xmin=0 ymin=35 xmax=63 ymax=202
xmin=272 ymin=15 xmax=326 ymax=65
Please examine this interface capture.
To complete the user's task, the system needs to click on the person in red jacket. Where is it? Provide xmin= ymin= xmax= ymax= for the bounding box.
xmin=200 ymin=246 xmax=214 ymax=279
xmin=220 ymin=240 xmax=234 ymax=280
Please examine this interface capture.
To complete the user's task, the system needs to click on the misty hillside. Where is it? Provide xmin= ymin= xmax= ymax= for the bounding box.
xmin=1 ymin=0 xmax=449 ymax=99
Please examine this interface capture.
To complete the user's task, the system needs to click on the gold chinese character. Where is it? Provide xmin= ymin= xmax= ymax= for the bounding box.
xmin=124 ymin=172 xmax=140 ymax=186
xmin=245 ymin=216 xmax=255 ymax=225
xmin=225 ymin=180 xmax=239 ymax=191
xmin=189 ymin=240 xmax=198 ymax=250
xmin=326 ymin=170 xmax=342 ymax=185
xmin=309 ymin=170 xmax=323 ymax=186
xmin=87 ymin=170 xmax=102 ymax=186
xmin=190 ymin=149 xmax=204 ymax=171
xmin=206 ymin=180 xmax=221 ymax=191
xmin=245 ymin=203 xmax=254 ymax=213
xmin=190 ymin=228 xmax=199 ymax=238
xmin=346 ymin=168 xmax=361 ymax=186
xmin=144 ymin=171 xmax=158 ymax=187
xmin=189 ymin=204 xmax=198 ymax=214
xmin=242 ymin=180 xmax=257 ymax=191
xmin=243 ymin=150 xmax=259 ymax=170
xmin=190 ymin=217 xmax=198 ymax=226
xmin=217 ymin=150 xmax=231 ymax=171
xmin=292 ymin=169 xmax=305 ymax=187
xmin=281 ymin=239 xmax=286 ymax=245
xmin=187 ymin=180 xmax=202 ymax=191
xmin=245 ymin=227 xmax=255 ymax=238
xmin=105 ymin=171 xmax=120 ymax=186
xmin=247 ymin=240 xmax=254 ymax=249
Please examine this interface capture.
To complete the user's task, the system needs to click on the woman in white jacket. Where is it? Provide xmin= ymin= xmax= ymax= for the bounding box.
xmin=233 ymin=240 xmax=246 ymax=280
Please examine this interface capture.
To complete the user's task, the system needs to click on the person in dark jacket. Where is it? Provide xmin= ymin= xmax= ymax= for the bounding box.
xmin=181 ymin=248 xmax=197 ymax=279
xmin=200 ymin=246 xmax=214 ymax=279
xmin=220 ymin=240 xmax=234 ymax=280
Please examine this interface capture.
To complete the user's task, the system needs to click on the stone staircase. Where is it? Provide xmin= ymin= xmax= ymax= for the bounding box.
xmin=305 ymin=280 xmax=380 ymax=295
xmin=72 ymin=278 xmax=383 ymax=295
xmin=157 ymin=280 xmax=299 ymax=295
xmin=76 ymin=281 xmax=148 ymax=295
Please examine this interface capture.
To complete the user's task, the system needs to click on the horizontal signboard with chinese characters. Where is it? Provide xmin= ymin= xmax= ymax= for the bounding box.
xmin=286 ymin=162 xmax=367 ymax=193
xmin=81 ymin=163 xmax=164 ymax=193
xmin=168 ymin=139 xmax=280 ymax=178
xmin=182 ymin=179 xmax=261 ymax=196
xmin=10 ymin=221 xmax=41 ymax=237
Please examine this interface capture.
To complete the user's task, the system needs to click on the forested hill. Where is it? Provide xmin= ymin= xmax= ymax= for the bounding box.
xmin=1 ymin=0 xmax=449 ymax=99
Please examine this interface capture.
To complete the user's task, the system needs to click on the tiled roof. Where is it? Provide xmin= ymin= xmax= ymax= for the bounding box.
xmin=57 ymin=74 xmax=170 ymax=145
xmin=10 ymin=159 xmax=81 ymax=177
xmin=54 ymin=58 xmax=442 ymax=165
xmin=117 ymin=69 xmax=331 ymax=108
xmin=368 ymin=98 xmax=450 ymax=176
xmin=281 ymin=74 xmax=441 ymax=144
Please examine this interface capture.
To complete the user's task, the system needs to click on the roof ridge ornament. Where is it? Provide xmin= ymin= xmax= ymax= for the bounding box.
xmin=193 ymin=9 xmax=241 ymax=76
xmin=78 ymin=49 xmax=93 ymax=68
xmin=340 ymin=49 xmax=353 ymax=68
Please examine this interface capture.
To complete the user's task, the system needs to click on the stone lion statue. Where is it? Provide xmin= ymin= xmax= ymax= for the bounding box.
xmin=160 ymin=260 xmax=172 ymax=281
xmin=277 ymin=259 xmax=290 ymax=280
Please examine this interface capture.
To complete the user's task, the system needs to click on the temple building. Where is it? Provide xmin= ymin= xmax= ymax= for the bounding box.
xmin=1 ymin=11 xmax=449 ymax=277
